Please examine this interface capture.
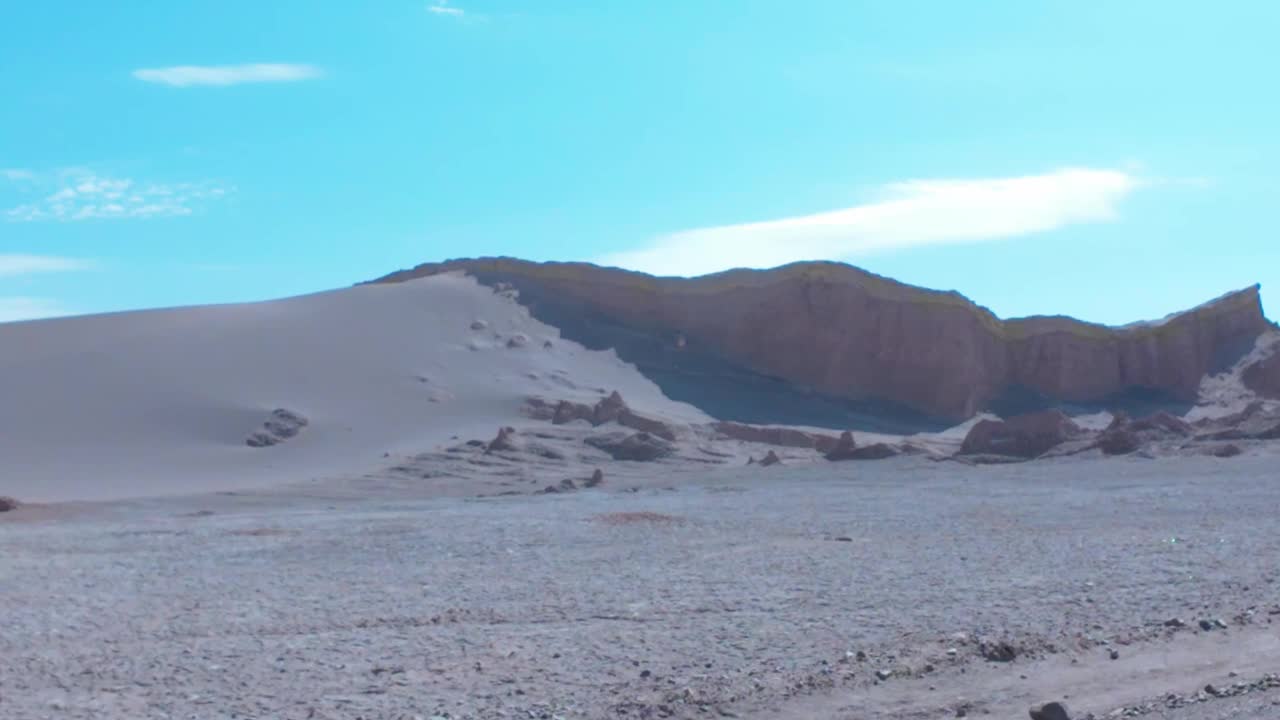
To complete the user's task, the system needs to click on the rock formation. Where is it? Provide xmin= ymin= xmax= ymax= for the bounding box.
xmin=373 ymin=258 xmax=1269 ymax=426
xmin=486 ymin=427 xmax=519 ymax=454
xmin=823 ymin=431 xmax=860 ymax=461
xmin=959 ymin=410 xmax=1082 ymax=459
xmin=246 ymin=408 xmax=309 ymax=448
xmin=584 ymin=431 xmax=674 ymax=461
xmin=545 ymin=391 xmax=678 ymax=440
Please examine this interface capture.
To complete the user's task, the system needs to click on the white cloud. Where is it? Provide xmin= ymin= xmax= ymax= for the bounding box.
xmin=597 ymin=168 xmax=1141 ymax=277
xmin=0 ymin=254 xmax=93 ymax=277
xmin=132 ymin=63 xmax=322 ymax=87
xmin=0 ymin=297 xmax=74 ymax=323
xmin=2 ymin=168 xmax=34 ymax=181
xmin=6 ymin=171 xmax=229 ymax=222
xmin=428 ymin=1 xmax=467 ymax=17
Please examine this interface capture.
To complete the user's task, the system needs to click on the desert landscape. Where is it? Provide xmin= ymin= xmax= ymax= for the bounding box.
xmin=4 ymin=262 xmax=1280 ymax=720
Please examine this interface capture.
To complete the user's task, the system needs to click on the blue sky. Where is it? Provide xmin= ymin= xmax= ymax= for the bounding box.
xmin=2 ymin=0 xmax=1277 ymax=324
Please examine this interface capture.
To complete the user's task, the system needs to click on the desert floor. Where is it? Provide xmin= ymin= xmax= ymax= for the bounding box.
xmin=3 ymin=453 xmax=1279 ymax=720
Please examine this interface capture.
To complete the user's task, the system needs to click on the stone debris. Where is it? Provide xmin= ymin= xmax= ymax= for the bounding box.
xmin=549 ymin=391 xmax=678 ymax=440
xmin=978 ymin=639 xmax=1018 ymax=663
xmin=245 ymin=408 xmax=309 ymax=448
xmin=1101 ymin=673 xmax=1280 ymax=717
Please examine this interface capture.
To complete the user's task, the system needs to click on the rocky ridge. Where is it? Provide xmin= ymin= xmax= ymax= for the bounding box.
xmin=373 ymin=258 xmax=1272 ymax=425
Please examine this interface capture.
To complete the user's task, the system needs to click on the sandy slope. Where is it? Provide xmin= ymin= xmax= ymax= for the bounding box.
xmin=0 ymin=273 xmax=706 ymax=502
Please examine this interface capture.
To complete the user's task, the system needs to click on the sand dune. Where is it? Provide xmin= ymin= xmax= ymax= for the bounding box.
xmin=0 ymin=273 xmax=706 ymax=502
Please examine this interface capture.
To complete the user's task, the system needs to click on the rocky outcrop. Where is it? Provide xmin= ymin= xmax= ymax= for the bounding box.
xmin=0 ymin=496 xmax=20 ymax=513
xmin=374 ymin=259 xmax=1269 ymax=424
xmin=1195 ymin=403 xmax=1280 ymax=441
xmin=959 ymin=410 xmax=1082 ymax=459
xmin=585 ymin=432 xmax=674 ymax=461
xmin=713 ymin=421 xmax=838 ymax=452
xmin=546 ymin=391 xmax=678 ymax=441
xmin=823 ymin=431 xmax=860 ymax=461
xmin=1098 ymin=411 xmax=1196 ymax=455
xmin=246 ymin=408 xmax=309 ymax=448
xmin=1097 ymin=415 xmax=1140 ymax=456
xmin=486 ymin=426 xmax=519 ymax=453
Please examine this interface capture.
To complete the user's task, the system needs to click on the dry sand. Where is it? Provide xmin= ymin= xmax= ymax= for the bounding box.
xmin=0 ymin=273 xmax=705 ymax=502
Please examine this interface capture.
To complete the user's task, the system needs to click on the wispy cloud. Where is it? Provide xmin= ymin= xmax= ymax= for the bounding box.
xmin=0 ymin=254 xmax=93 ymax=277
xmin=0 ymin=297 xmax=75 ymax=323
xmin=2 ymin=168 xmax=34 ymax=181
xmin=428 ymin=1 xmax=474 ymax=19
xmin=597 ymin=168 xmax=1142 ymax=277
xmin=132 ymin=63 xmax=322 ymax=88
xmin=6 ymin=170 xmax=229 ymax=222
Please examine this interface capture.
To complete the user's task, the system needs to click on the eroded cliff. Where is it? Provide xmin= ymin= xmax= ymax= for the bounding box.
xmin=373 ymin=258 xmax=1270 ymax=429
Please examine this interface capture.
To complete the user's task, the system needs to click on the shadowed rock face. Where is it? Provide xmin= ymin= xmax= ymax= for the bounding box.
xmin=1243 ymin=351 xmax=1280 ymax=399
xmin=372 ymin=258 xmax=1270 ymax=425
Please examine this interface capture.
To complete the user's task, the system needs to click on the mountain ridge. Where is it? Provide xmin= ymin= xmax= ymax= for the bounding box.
xmin=372 ymin=257 xmax=1271 ymax=426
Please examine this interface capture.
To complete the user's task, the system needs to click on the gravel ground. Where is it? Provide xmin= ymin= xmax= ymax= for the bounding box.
xmin=3 ymin=453 xmax=1279 ymax=719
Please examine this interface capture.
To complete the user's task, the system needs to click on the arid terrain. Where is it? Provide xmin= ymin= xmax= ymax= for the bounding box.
xmin=3 ymin=265 xmax=1280 ymax=720
xmin=4 ymin=453 xmax=1280 ymax=719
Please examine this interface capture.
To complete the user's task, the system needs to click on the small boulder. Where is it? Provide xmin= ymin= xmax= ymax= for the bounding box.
xmin=1028 ymin=701 xmax=1071 ymax=720
xmin=584 ymin=469 xmax=605 ymax=488
xmin=0 ymin=496 xmax=20 ymax=513
xmin=505 ymin=333 xmax=530 ymax=349
xmin=759 ymin=450 xmax=782 ymax=467
xmin=469 ymin=319 xmax=489 ymax=331
xmin=978 ymin=639 xmax=1018 ymax=662
xmin=585 ymin=432 xmax=674 ymax=461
